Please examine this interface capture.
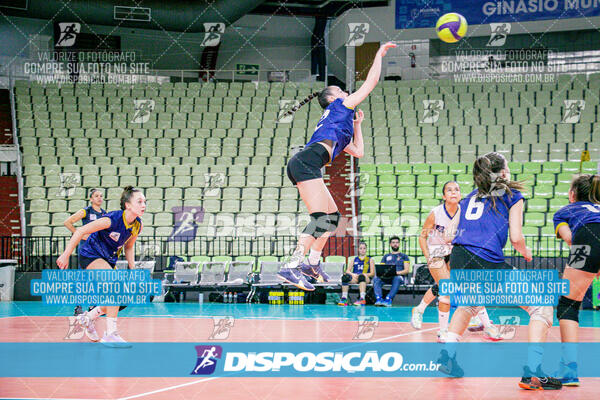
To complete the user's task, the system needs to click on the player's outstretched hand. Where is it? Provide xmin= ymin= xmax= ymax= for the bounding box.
xmin=56 ymin=254 xmax=69 ymax=269
xmin=354 ymin=109 xmax=364 ymax=124
xmin=378 ymin=42 xmax=397 ymax=57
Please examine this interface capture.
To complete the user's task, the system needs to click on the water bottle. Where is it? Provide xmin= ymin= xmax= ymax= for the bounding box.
xmin=224 ymin=292 xmax=228 ymax=303
xmin=228 ymin=292 xmax=233 ymax=303
xmin=233 ymin=292 xmax=237 ymax=303
xmin=198 ymin=293 xmax=203 ymax=304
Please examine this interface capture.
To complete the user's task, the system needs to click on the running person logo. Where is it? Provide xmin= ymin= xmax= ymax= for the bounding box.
xmin=346 ymin=172 xmax=372 ymax=198
xmin=353 ymin=316 xmax=379 ymax=340
xmin=562 ymin=100 xmax=585 ymax=123
xmin=191 ymin=345 xmax=223 ymax=375
xmin=168 ymin=206 xmax=204 ymax=242
xmin=420 ymin=100 xmax=444 ymax=123
xmin=497 ymin=315 xmax=520 ymax=340
xmin=346 ymin=23 xmax=370 ymax=46
xmin=487 ymin=23 xmax=511 ymax=47
xmin=278 ymin=100 xmax=299 ymax=123
xmin=201 ymin=23 xmax=225 ymax=47
xmin=203 ymin=172 xmax=226 ymax=197
xmin=568 ymin=245 xmax=591 ymax=269
xmin=209 ymin=316 xmax=235 ymax=340
xmin=131 ymin=100 xmax=155 ymax=123
xmin=64 ymin=316 xmax=85 ymax=340
xmin=56 ymin=22 xmax=80 ymax=47
xmin=59 ymin=173 xmax=80 ymax=197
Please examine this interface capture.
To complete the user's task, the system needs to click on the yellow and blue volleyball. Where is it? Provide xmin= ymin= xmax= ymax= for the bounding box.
xmin=436 ymin=13 xmax=467 ymax=43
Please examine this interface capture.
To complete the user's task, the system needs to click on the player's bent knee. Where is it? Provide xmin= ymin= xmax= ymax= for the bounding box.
xmin=557 ymin=296 xmax=581 ymax=323
xmin=358 ymin=274 xmax=366 ymax=283
xmin=527 ymin=305 xmax=554 ymax=327
xmin=462 ymin=305 xmax=482 ymax=316
xmin=326 ymin=211 xmax=341 ymax=232
xmin=431 ymin=283 xmax=439 ymax=297
xmin=341 ymin=273 xmax=352 ymax=285
xmin=302 ymin=212 xmax=329 ymax=238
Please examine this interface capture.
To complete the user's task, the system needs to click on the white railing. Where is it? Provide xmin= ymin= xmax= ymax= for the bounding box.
xmin=7 ymin=77 xmax=26 ymax=236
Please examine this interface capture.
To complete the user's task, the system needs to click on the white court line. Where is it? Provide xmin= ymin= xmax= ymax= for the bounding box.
xmin=117 ymin=377 xmax=219 ymax=400
xmin=368 ymin=326 xmax=439 ymax=343
xmin=1 ymin=398 xmax=100 ymax=400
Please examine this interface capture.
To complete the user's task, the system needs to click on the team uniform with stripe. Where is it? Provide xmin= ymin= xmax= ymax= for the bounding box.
xmin=81 ymin=205 xmax=106 ymax=225
xmin=554 ymin=201 xmax=600 ymax=273
xmin=352 ymin=256 xmax=371 ymax=274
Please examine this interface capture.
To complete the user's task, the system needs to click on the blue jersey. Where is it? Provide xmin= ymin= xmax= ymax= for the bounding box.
xmin=305 ymin=98 xmax=354 ymax=162
xmin=381 ymin=252 xmax=410 ymax=272
xmin=79 ymin=210 xmax=142 ymax=266
xmin=554 ymin=202 xmax=600 ymax=237
xmin=452 ymin=189 xmax=524 ymax=263
xmin=352 ymin=256 xmax=371 ymax=274
xmin=81 ymin=205 xmax=106 ymax=225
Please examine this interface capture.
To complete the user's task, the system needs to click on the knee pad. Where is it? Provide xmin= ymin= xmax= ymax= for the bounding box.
xmin=527 ymin=305 xmax=554 ymax=327
xmin=438 ymin=295 xmax=450 ymax=304
xmin=341 ymin=273 xmax=352 ymax=285
xmin=326 ymin=211 xmax=341 ymax=232
xmin=302 ymin=212 xmax=329 ymax=238
xmin=557 ymin=296 xmax=581 ymax=323
xmin=358 ymin=274 xmax=366 ymax=283
xmin=431 ymin=283 xmax=439 ymax=297
xmin=461 ymin=305 xmax=482 ymax=317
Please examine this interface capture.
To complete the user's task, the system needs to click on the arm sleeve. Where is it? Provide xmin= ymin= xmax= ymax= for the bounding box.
xmin=508 ymin=190 xmax=524 ymax=208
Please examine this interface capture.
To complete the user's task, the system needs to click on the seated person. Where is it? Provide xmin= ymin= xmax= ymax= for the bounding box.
xmin=339 ymin=241 xmax=375 ymax=306
xmin=373 ymin=236 xmax=410 ymax=307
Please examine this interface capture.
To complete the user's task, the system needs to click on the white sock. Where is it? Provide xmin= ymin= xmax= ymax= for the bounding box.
xmin=88 ymin=306 xmax=104 ymax=321
xmin=416 ymin=299 xmax=428 ymax=313
xmin=106 ymin=317 xmax=118 ymax=335
xmin=308 ymin=249 xmax=321 ymax=265
xmin=478 ymin=308 xmax=492 ymax=328
xmin=360 ymin=292 xmax=366 ymax=300
xmin=438 ymin=310 xmax=450 ymax=331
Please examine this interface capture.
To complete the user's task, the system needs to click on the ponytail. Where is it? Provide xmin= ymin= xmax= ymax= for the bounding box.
xmin=120 ymin=186 xmax=141 ymax=210
xmin=472 ymin=152 xmax=525 ymax=209
xmin=571 ymin=174 xmax=600 ymax=204
xmin=278 ymin=91 xmax=320 ymax=121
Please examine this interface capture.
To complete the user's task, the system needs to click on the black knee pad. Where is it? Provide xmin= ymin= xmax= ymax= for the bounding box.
xmin=119 ymin=305 xmax=127 ymax=311
xmin=431 ymin=283 xmax=439 ymax=297
xmin=358 ymin=274 xmax=366 ymax=283
xmin=327 ymin=211 xmax=341 ymax=232
xmin=302 ymin=212 xmax=329 ymax=238
xmin=557 ymin=296 xmax=581 ymax=322
xmin=341 ymin=273 xmax=352 ymax=285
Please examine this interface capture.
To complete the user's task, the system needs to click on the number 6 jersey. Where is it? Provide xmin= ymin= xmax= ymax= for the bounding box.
xmin=452 ymin=189 xmax=524 ymax=263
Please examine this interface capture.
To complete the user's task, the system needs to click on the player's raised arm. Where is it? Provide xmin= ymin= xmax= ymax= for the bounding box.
xmin=344 ymin=109 xmax=364 ymax=158
xmin=343 ymin=42 xmax=396 ymax=110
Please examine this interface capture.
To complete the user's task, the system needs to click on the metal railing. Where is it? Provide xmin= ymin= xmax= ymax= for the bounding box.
xmin=0 ymin=235 xmax=569 ymax=272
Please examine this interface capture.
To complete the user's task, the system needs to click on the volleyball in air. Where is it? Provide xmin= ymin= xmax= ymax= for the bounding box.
xmin=436 ymin=13 xmax=468 ymax=43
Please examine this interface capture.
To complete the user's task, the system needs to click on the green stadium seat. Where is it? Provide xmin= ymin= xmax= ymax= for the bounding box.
xmin=360 ymin=164 xmax=376 ymax=174
xmin=376 ymin=164 xmax=394 ymax=175
xmin=416 ymin=175 xmax=435 ymax=187
xmin=412 ymin=164 xmax=429 ymax=175
xmin=508 ymin=162 xmax=523 ymax=174
xmin=378 ymin=187 xmax=396 ymax=200
xmin=534 ymin=186 xmax=553 ymax=199
xmin=542 ymin=161 xmax=561 ymax=174
xmin=527 ymin=198 xmax=547 ymax=212
xmin=554 ymin=184 xmax=570 ymax=198
xmin=562 ymin=162 xmax=580 ymax=173
xmin=380 ymin=199 xmax=399 ymax=213
xmin=397 ymin=174 xmax=415 ymax=187
xmin=397 ymin=187 xmax=415 ymax=200
xmin=361 ymin=200 xmax=379 ymax=213
xmin=536 ymin=173 xmax=555 ymax=186
xmin=394 ymin=163 xmax=411 ymax=175
xmin=378 ymin=175 xmax=396 ymax=187
xmin=522 ymin=162 xmax=542 ymax=174
xmin=525 ymin=213 xmax=545 ymax=227
xmin=448 ymin=162 xmax=466 ymax=174
xmin=549 ymin=198 xmax=568 ymax=212
xmin=416 ymin=187 xmax=435 ymax=200
xmin=430 ymin=163 xmax=448 ymax=175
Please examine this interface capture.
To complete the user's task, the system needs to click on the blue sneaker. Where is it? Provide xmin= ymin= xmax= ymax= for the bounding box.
xmin=383 ymin=298 xmax=392 ymax=307
xmin=277 ymin=267 xmax=315 ymax=291
xmin=374 ymin=297 xmax=384 ymax=306
xmin=557 ymin=361 xmax=580 ymax=387
xmin=299 ymin=262 xmax=330 ymax=283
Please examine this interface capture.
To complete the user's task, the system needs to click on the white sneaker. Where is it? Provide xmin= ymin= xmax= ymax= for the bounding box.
xmin=411 ymin=307 xmax=423 ymax=330
xmin=483 ymin=324 xmax=504 ymax=341
xmin=101 ymin=332 xmax=132 ymax=348
xmin=437 ymin=328 xmax=448 ymax=343
xmin=467 ymin=315 xmax=484 ymax=332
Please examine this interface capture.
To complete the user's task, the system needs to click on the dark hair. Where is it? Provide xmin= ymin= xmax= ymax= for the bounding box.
xmin=358 ymin=241 xmax=367 ymax=248
xmin=472 ymin=152 xmax=525 ymax=209
xmin=278 ymin=86 xmax=335 ymax=120
xmin=89 ymin=188 xmax=101 ymax=198
xmin=120 ymin=186 xmax=141 ymax=210
xmin=389 ymin=236 xmax=400 ymax=243
xmin=442 ymin=181 xmax=459 ymax=196
xmin=571 ymin=174 xmax=600 ymax=203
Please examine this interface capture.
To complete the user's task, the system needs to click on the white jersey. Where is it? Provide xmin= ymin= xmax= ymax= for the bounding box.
xmin=426 ymin=204 xmax=460 ymax=258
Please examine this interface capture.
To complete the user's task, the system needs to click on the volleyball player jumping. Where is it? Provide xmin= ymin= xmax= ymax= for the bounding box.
xmin=278 ymin=41 xmax=397 ymax=291
xmin=553 ymin=174 xmax=600 ymax=386
xmin=56 ymin=186 xmax=144 ymax=347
